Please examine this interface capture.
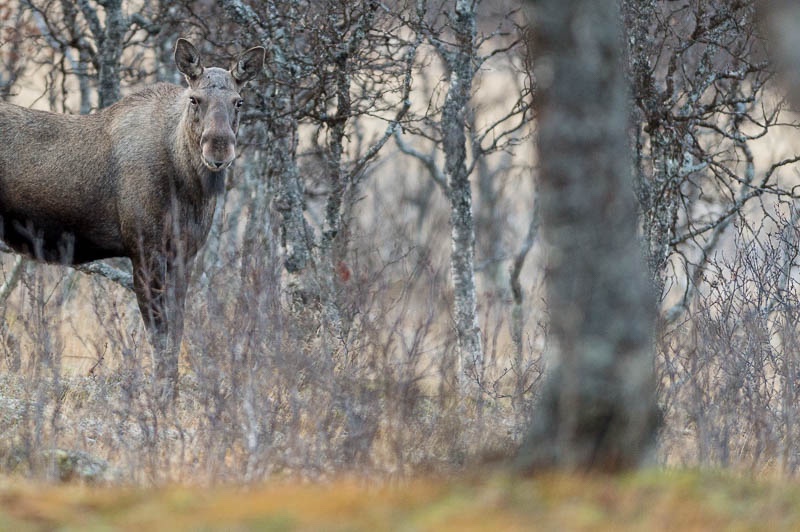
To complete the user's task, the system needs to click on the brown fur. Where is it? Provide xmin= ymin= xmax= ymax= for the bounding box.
xmin=0 ymin=39 xmax=266 ymax=402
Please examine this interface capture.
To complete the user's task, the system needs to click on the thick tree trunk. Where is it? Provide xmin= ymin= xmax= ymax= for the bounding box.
xmin=758 ymin=1 xmax=800 ymax=109
xmin=517 ymin=0 xmax=658 ymax=471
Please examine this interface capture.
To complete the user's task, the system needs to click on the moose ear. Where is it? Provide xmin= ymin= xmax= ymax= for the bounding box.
xmin=175 ymin=38 xmax=204 ymax=82
xmin=232 ymin=46 xmax=266 ymax=87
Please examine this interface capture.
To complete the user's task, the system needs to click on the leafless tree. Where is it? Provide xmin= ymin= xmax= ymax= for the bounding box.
xmin=620 ymin=0 xmax=800 ymax=323
xmin=639 ymin=0 xmax=800 ymax=475
xmin=218 ymin=1 xmax=419 ymax=341
xmin=19 ymin=0 xmax=164 ymax=110
xmin=518 ymin=0 xmax=659 ymax=471
xmin=615 ymin=0 xmax=800 ymax=473
xmin=395 ymin=0 xmax=531 ymax=391
xmin=0 ymin=3 xmax=29 ymax=99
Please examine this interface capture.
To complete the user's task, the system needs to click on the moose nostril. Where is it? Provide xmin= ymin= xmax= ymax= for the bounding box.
xmin=202 ymin=154 xmax=234 ymax=171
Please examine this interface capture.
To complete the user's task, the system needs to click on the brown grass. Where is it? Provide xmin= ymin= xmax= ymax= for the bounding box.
xmin=2 ymin=470 xmax=799 ymax=531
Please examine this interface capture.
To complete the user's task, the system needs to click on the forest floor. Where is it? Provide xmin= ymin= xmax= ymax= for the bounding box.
xmin=1 ymin=469 xmax=799 ymax=530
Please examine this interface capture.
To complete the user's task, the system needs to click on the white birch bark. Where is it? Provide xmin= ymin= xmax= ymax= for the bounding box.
xmin=76 ymin=0 xmax=125 ymax=108
xmin=442 ymin=0 xmax=484 ymax=389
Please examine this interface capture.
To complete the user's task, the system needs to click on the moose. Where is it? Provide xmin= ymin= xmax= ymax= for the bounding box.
xmin=0 ymin=39 xmax=266 ymax=403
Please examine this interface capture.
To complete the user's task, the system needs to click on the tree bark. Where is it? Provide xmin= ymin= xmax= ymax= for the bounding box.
xmin=219 ymin=0 xmax=313 ymax=290
xmin=443 ymin=0 xmax=484 ymax=389
xmin=623 ymin=0 xmax=681 ymax=287
xmin=758 ymin=0 xmax=800 ymax=109
xmin=517 ymin=0 xmax=659 ymax=472
xmin=77 ymin=0 xmax=125 ymax=108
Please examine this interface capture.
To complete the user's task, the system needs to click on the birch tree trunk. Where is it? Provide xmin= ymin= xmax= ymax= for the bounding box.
xmin=624 ymin=0 xmax=675 ymax=285
xmin=518 ymin=0 xmax=658 ymax=471
xmin=77 ymin=0 xmax=125 ymax=108
xmin=443 ymin=0 xmax=484 ymax=389
xmin=220 ymin=0 xmax=313 ymax=299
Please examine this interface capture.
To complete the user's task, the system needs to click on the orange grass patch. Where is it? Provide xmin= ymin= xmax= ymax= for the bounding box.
xmin=1 ymin=471 xmax=800 ymax=531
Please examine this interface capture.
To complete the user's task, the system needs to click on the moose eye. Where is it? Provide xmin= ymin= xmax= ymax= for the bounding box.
xmin=189 ymin=96 xmax=200 ymax=106
xmin=235 ymin=99 xmax=244 ymax=109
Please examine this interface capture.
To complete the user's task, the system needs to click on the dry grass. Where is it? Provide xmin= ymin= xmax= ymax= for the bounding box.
xmin=0 ymin=239 xmax=542 ymax=485
xmin=2 ymin=470 xmax=799 ymax=530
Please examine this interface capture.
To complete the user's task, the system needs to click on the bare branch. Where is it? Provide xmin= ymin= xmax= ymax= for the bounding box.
xmin=0 ymin=254 xmax=25 ymax=304
xmin=0 ymin=241 xmax=133 ymax=291
xmin=393 ymin=128 xmax=448 ymax=191
xmin=74 ymin=262 xmax=133 ymax=291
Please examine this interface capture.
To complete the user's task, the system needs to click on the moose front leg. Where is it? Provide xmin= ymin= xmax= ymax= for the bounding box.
xmin=132 ymin=253 xmax=189 ymax=407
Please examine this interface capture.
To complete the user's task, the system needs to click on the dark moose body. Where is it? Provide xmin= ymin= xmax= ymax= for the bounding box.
xmin=0 ymin=39 xmax=266 ymax=402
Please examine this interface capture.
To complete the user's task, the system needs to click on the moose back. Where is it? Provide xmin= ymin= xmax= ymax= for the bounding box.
xmin=0 ymin=39 xmax=265 ymax=402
